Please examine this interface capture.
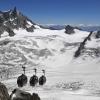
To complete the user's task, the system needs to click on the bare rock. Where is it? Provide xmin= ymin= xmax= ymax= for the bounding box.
xmin=0 ymin=82 xmax=10 ymax=100
xmin=10 ymin=88 xmax=41 ymax=100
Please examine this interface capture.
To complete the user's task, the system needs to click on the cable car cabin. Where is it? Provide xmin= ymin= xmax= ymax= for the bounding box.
xmin=17 ymin=74 xmax=28 ymax=87
xmin=30 ymin=75 xmax=38 ymax=86
xmin=30 ymin=68 xmax=38 ymax=87
xmin=39 ymin=70 xmax=46 ymax=86
xmin=39 ymin=75 xmax=46 ymax=85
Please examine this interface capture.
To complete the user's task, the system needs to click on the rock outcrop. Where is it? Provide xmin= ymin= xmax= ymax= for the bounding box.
xmin=0 ymin=82 xmax=10 ymax=100
xmin=10 ymin=88 xmax=41 ymax=100
xmin=74 ymin=31 xmax=93 ymax=57
xmin=0 ymin=7 xmax=36 ymax=37
xmin=65 ymin=25 xmax=75 ymax=34
xmin=95 ymin=31 xmax=100 ymax=38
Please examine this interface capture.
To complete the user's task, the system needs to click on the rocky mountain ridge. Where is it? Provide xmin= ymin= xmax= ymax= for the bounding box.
xmin=0 ymin=7 xmax=36 ymax=37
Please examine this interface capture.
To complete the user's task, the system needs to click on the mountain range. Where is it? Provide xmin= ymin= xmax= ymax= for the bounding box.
xmin=41 ymin=24 xmax=100 ymax=32
xmin=0 ymin=7 xmax=100 ymax=83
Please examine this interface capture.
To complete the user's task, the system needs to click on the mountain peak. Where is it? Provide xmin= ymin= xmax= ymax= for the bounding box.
xmin=0 ymin=8 xmax=37 ymax=37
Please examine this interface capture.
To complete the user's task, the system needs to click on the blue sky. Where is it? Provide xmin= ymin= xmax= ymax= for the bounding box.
xmin=0 ymin=0 xmax=100 ymax=25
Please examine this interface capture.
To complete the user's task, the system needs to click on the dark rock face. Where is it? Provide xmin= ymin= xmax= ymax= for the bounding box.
xmin=0 ymin=82 xmax=10 ymax=100
xmin=74 ymin=31 xmax=93 ymax=57
xmin=0 ymin=7 xmax=36 ymax=37
xmin=26 ymin=25 xmax=35 ymax=32
xmin=65 ymin=25 xmax=75 ymax=34
xmin=10 ymin=88 xmax=41 ymax=100
xmin=10 ymin=89 xmax=32 ymax=100
xmin=31 ymin=93 xmax=40 ymax=100
xmin=95 ymin=31 xmax=100 ymax=38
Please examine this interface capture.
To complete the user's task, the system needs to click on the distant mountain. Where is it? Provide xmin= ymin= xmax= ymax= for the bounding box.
xmin=0 ymin=7 xmax=37 ymax=37
xmin=40 ymin=24 xmax=65 ymax=30
xmin=78 ymin=26 xmax=100 ymax=32
xmin=41 ymin=24 xmax=100 ymax=32
xmin=65 ymin=25 xmax=82 ymax=34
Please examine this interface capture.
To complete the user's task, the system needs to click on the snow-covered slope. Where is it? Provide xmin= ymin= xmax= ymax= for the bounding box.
xmin=0 ymin=28 xmax=89 ymax=71
xmin=1 ymin=27 xmax=100 ymax=85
